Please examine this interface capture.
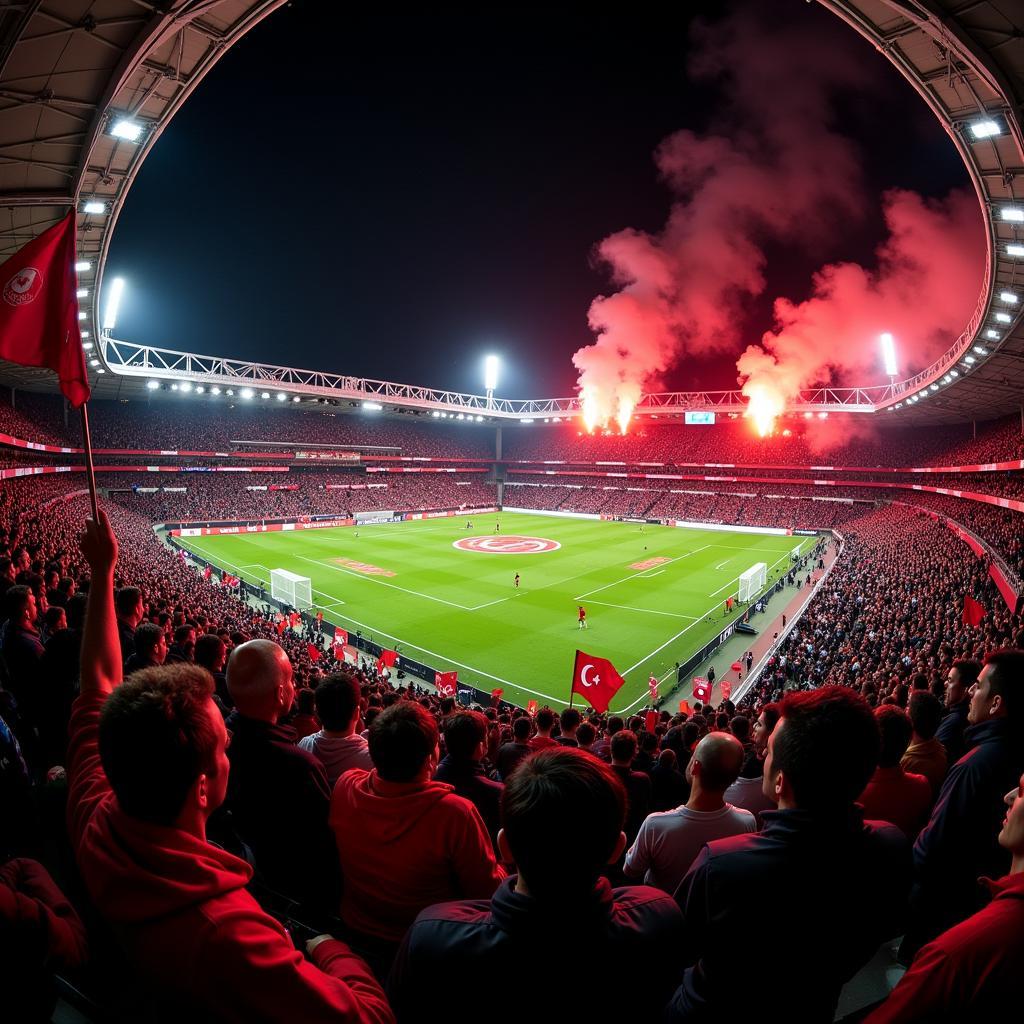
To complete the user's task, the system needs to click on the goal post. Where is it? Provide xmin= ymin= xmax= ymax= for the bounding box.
xmin=738 ymin=562 xmax=767 ymax=603
xmin=270 ymin=568 xmax=313 ymax=610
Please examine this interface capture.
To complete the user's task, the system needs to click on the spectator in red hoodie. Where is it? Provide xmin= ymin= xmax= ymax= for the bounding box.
xmin=865 ymin=769 xmax=1024 ymax=1021
xmin=66 ymin=510 xmax=392 ymax=1024
xmin=859 ymin=706 xmax=933 ymax=839
xmin=329 ymin=701 xmax=505 ymax=975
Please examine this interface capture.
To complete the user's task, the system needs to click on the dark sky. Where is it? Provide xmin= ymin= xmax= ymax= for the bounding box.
xmin=106 ymin=0 xmax=969 ymax=399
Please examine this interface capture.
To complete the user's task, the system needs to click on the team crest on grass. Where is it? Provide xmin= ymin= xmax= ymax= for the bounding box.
xmin=453 ymin=535 xmax=561 ymax=554
xmin=335 ymin=558 xmax=396 ymax=576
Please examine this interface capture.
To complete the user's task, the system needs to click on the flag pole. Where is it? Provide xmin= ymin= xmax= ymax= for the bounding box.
xmin=79 ymin=402 xmax=100 ymax=520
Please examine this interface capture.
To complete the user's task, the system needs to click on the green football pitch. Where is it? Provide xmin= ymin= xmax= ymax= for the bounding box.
xmin=177 ymin=511 xmax=809 ymax=713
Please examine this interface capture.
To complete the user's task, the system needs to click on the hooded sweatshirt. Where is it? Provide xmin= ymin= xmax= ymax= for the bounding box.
xmin=67 ymin=692 xmax=393 ymax=1024
xmin=330 ymin=768 xmax=505 ymax=941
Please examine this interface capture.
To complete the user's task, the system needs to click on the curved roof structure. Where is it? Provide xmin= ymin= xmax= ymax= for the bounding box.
xmin=0 ymin=0 xmax=1021 ymax=426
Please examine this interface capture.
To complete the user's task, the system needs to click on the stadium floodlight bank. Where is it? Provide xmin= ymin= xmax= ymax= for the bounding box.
xmin=270 ymin=568 xmax=312 ymax=610
xmin=738 ymin=562 xmax=767 ymax=602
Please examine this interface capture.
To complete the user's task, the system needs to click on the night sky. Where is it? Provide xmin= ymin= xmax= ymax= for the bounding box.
xmin=106 ymin=0 xmax=970 ymax=399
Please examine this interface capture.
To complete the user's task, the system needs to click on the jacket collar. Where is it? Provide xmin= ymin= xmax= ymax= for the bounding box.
xmin=759 ymin=804 xmax=867 ymax=839
xmin=981 ymin=871 xmax=1024 ymax=900
xmin=964 ymin=717 xmax=1012 ymax=748
xmin=490 ymin=875 xmax=614 ymax=934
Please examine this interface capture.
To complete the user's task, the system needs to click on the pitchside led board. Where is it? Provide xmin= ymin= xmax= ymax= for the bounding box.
xmin=684 ymin=411 xmax=716 ymax=425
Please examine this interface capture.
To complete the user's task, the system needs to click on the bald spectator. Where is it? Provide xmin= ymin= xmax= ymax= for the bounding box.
xmin=624 ymin=732 xmax=754 ymax=893
xmin=901 ymin=691 xmax=947 ymax=795
xmin=330 ymin=702 xmax=504 ymax=977
xmin=299 ymin=672 xmax=373 ymax=786
xmin=224 ymin=639 xmax=338 ymax=911
xmin=935 ymin=660 xmax=979 ymax=767
xmin=859 ymin=706 xmax=932 ymax=840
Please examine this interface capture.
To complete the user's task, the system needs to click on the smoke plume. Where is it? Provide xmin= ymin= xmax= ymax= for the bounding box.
xmin=573 ymin=4 xmax=984 ymax=431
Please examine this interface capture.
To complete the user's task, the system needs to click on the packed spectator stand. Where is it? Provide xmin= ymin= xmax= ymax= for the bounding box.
xmin=2 ymin=391 xmax=1024 ymax=1021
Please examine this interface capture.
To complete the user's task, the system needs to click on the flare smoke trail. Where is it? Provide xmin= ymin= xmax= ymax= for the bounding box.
xmin=572 ymin=4 xmax=984 ymax=433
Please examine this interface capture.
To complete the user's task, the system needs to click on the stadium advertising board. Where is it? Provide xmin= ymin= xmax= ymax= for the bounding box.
xmin=294 ymin=450 xmax=361 ymax=461
xmin=684 ymin=411 xmax=716 ymax=424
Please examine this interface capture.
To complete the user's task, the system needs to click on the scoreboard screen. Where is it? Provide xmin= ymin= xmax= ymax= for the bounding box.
xmin=684 ymin=411 xmax=716 ymax=425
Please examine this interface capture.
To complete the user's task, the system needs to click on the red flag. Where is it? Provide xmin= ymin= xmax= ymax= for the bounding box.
xmin=648 ymin=675 xmax=659 ymax=702
xmin=678 ymin=700 xmax=692 ymax=716
xmin=570 ymin=650 xmax=625 ymax=713
xmin=203 ymin=564 xmax=212 ymax=580
xmin=377 ymin=649 xmax=398 ymax=674
xmin=644 ymin=709 xmax=659 ymax=733
xmin=277 ymin=619 xmax=286 ymax=636
xmin=693 ymin=677 xmax=711 ymax=703
xmin=332 ymin=626 xmax=348 ymax=653
xmin=435 ymin=670 xmax=458 ymax=697
xmin=306 ymin=643 xmax=321 ymax=663
xmin=719 ymin=680 xmax=732 ymax=702
xmin=962 ymin=594 xmax=985 ymax=627
xmin=527 ymin=700 xmax=538 ymax=716
xmin=490 ymin=688 xmax=504 ymax=705
xmin=0 ymin=211 xmax=89 ymax=406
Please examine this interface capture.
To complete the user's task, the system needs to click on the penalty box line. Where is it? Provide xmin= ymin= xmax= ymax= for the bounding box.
xmin=616 ymin=540 xmax=814 ymax=713
xmin=574 ymin=544 xmax=711 ymax=602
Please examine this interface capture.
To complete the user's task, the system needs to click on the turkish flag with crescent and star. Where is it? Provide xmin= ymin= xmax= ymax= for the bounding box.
xmin=0 ymin=211 xmax=89 ymax=406
xmin=570 ymin=649 xmax=625 ymax=713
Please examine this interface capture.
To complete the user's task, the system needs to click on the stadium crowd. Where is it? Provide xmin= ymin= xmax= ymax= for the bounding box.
xmin=2 ymin=398 xmax=1024 ymax=1020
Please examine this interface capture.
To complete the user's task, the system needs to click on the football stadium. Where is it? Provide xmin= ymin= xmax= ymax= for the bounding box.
xmin=1 ymin=2 xmax=1023 ymax=1022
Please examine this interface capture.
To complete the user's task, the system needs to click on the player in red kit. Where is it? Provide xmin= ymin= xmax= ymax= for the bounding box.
xmin=578 ymin=605 xmax=587 ymax=630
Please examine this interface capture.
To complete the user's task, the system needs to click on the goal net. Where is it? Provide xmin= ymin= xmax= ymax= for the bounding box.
xmin=270 ymin=568 xmax=313 ymax=610
xmin=738 ymin=562 xmax=767 ymax=603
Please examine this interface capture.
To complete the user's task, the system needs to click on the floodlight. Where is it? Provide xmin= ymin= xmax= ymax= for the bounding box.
xmin=519 ymin=417 xmax=534 ymax=424
xmin=969 ymin=119 xmax=1002 ymax=139
xmin=82 ymin=341 xmax=93 ymax=351
xmin=986 ymin=329 xmax=1000 ymax=339
xmin=171 ymin=384 xmax=179 ymax=391
xmin=82 ymin=201 xmax=106 ymax=215
xmin=431 ymin=410 xmax=440 ymax=417
xmin=147 ymin=380 xmax=159 ymax=390
xmin=78 ymin=311 xmax=86 ymax=320
xmin=240 ymin=388 xmax=254 ymax=399
xmin=180 ymin=382 xmax=193 ymax=393
xmin=80 ymin=330 xmax=89 ymax=338
xmin=1000 ymin=291 xmax=1019 ymax=303
xmin=1008 ymin=244 xmax=1024 ymax=257
xmin=476 ymin=415 xmax=483 ymax=422
xmin=995 ymin=312 xmax=1012 ymax=323
xmin=363 ymin=401 xmax=383 ymax=411
xmin=75 ymin=261 xmax=91 ymax=272
xmin=226 ymin=388 xmax=234 ymax=396
xmin=879 ymin=332 xmax=898 ymax=376
xmin=974 ymin=345 xmax=989 ymax=355
xmin=97 ymin=369 xmax=105 ymax=374
xmin=109 ymin=118 xmax=143 ymax=142
xmin=89 ymin=359 xmax=100 ymax=367
xmin=276 ymin=392 xmax=286 ymax=401
xmin=292 ymin=396 xmax=300 ymax=402
xmin=260 ymin=392 xmax=270 ymax=399
xmin=77 ymin=288 xmax=88 ymax=298
xmin=1001 ymin=207 xmax=1024 ymax=222
xmin=965 ymin=355 xmax=976 ymax=364
xmin=484 ymin=354 xmax=500 ymax=392
xmin=195 ymin=386 xmax=205 ymax=394
xmin=950 ymin=370 xmax=959 ymax=377
xmin=456 ymin=413 xmax=465 ymax=420
xmin=211 ymin=386 xmax=221 ymax=395
xmin=102 ymin=277 xmax=125 ymax=331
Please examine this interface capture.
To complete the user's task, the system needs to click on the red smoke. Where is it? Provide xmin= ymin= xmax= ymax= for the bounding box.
xmin=573 ymin=5 xmax=985 ymax=429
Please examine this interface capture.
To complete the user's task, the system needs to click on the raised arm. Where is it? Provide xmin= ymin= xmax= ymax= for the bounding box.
xmin=78 ymin=509 xmax=122 ymax=698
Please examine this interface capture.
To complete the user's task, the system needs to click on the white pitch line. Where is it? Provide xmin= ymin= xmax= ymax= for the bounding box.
xmin=585 ymin=599 xmax=698 ymax=620
xmin=637 ymin=569 xmax=666 ymax=578
xmin=715 ymin=560 xmax=730 ymax=570
xmin=295 ymin=554 xmax=476 ymax=612
xmin=707 ymin=540 xmax=809 ymax=598
xmin=574 ymin=544 xmax=710 ymax=601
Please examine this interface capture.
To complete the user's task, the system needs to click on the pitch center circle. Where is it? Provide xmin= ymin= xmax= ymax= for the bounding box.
xmin=452 ymin=535 xmax=561 ymax=554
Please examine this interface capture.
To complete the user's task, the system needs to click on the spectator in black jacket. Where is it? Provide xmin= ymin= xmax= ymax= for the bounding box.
xmin=495 ymin=715 xmax=532 ymax=780
xmin=434 ymin=710 xmax=504 ymax=846
xmin=650 ymin=748 xmax=689 ymax=812
xmin=557 ymin=707 xmax=581 ymax=747
xmin=388 ymin=748 xmax=684 ymax=1023
xmin=124 ymin=622 xmax=166 ymax=676
xmin=667 ymin=687 xmax=911 ymax=1023
xmin=609 ymin=730 xmax=652 ymax=845
xmin=904 ymin=648 xmax=1024 ymax=959
xmin=114 ymin=585 xmax=143 ymax=664
xmin=224 ymin=638 xmax=338 ymax=913
xmin=935 ymin=659 xmax=980 ymax=767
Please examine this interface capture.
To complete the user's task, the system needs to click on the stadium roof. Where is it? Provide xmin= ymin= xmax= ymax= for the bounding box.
xmin=0 ymin=0 xmax=1022 ymax=426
